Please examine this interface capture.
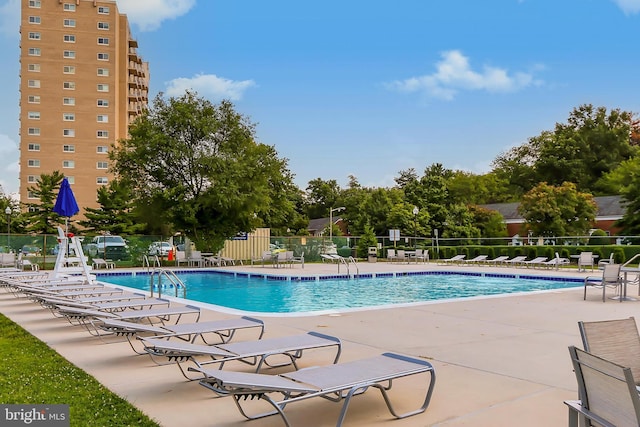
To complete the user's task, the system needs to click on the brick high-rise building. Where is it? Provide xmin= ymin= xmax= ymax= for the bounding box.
xmin=19 ymin=0 xmax=148 ymax=216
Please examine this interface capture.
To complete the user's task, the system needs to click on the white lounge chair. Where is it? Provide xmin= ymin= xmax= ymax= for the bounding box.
xmin=439 ymin=254 xmax=465 ymax=265
xmin=193 ymin=352 xmax=436 ymax=427
xmin=504 ymin=255 xmax=527 ymax=267
xmin=92 ymin=258 xmax=115 ymax=269
xmin=465 ymin=255 xmax=488 ymax=265
xmin=522 ymin=256 xmax=548 ymax=268
xmin=484 ymin=255 xmax=509 ymax=266
xmin=540 ymin=252 xmax=570 ymax=270
xmin=142 ymin=331 xmax=342 ymax=379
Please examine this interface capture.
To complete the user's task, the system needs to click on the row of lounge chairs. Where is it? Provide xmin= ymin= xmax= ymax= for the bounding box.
xmin=438 ymin=253 xmax=572 ymax=270
xmin=0 ymin=269 xmax=436 ymax=426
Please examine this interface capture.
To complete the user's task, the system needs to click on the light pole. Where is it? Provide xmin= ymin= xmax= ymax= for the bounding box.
xmin=329 ymin=206 xmax=345 ymax=248
xmin=5 ymin=206 xmax=11 ymax=250
xmin=412 ymin=206 xmax=419 ymax=249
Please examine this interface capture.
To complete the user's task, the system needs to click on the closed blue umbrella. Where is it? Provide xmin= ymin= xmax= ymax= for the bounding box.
xmin=53 ymin=178 xmax=79 ymax=237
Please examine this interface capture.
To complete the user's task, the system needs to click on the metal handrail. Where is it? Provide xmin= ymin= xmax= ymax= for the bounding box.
xmin=348 ymin=256 xmax=359 ymax=276
xmin=149 ymin=268 xmax=186 ymax=298
xmin=622 ymin=253 xmax=640 ymax=268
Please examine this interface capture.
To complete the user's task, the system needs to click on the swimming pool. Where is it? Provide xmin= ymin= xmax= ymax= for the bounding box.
xmin=98 ymin=271 xmax=583 ymax=314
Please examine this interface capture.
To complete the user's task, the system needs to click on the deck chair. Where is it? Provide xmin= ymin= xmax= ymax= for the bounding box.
xmin=188 ymin=250 xmax=205 ymax=267
xmin=540 ymin=252 xmax=570 ymax=270
xmin=504 ymin=255 xmax=527 ymax=267
xmin=598 ymin=252 xmax=615 ymax=269
xmin=522 ymin=256 xmax=547 ymax=268
xmin=386 ymin=249 xmax=402 ymax=262
xmin=141 ymin=331 xmax=342 ymax=379
xmin=91 ymin=258 xmax=115 ymax=269
xmin=485 ymin=255 xmax=509 ymax=266
xmin=95 ymin=316 xmax=265 ymax=354
xmin=578 ymin=317 xmax=640 ymax=386
xmin=251 ymin=251 xmax=274 ymax=267
xmin=410 ymin=249 xmax=429 ymax=263
xmin=439 ymin=254 xmax=465 ymax=265
xmin=578 ymin=251 xmax=595 ymax=272
xmin=565 ymin=346 xmax=640 ymax=427
xmin=193 ymin=352 xmax=436 ymax=427
xmin=583 ymin=263 xmax=622 ymax=302
xmin=465 ymin=255 xmax=488 ymax=265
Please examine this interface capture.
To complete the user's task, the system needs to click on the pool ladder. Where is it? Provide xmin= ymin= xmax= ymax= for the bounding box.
xmin=149 ymin=268 xmax=187 ymax=299
xmin=337 ymin=256 xmax=359 ymax=277
xmin=143 ymin=254 xmax=161 ymax=269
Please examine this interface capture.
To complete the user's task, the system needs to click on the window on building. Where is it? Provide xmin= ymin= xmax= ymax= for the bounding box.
xmin=63 ymin=50 xmax=75 ymax=58
xmin=96 ymin=99 xmax=109 ymax=107
xmin=97 ymin=52 xmax=109 ymax=61
xmin=27 ymin=159 xmax=40 ymax=167
xmin=63 ymin=81 xmax=75 ymax=90
xmin=63 ymin=18 xmax=75 ymax=27
xmin=28 ymin=128 xmax=40 ymax=135
xmin=97 ymin=37 xmax=109 ymax=45
xmin=96 ymin=130 xmax=108 ymax=138
xmin=63 ymin=145 xmax=75 ymax=153
xmin=28 ymin=80 xmax=40 ymax=88
xmin=28 ymin=16 xmax=41 ymax=24
xmin=28 ymin=47 xmax=41 ymax=56
xmin=63 ymin=113 xmax=75 ymax=121
xmin=28 ymin=95 xmax=40 ymax=104
xmin=97 ymin=84 xmax=109 ymax=92
xmin=27 ymin=175 xmax=36 ymax=183
xmin=28 ymin=0 xmax=41 ymax=7
xmin=97 ymin=22 xmax=109 ymax=30
xmin=63 ymin=65 xmax=75 ymax=74
xmin=97 ymin=177 xmax=109 ymax=185
xmin=28 ymin=112 xmax=40 ymax=120
xmin=97 ymin=161 xmax=108 ymax=169
xmin=96 ymin=146 xmax=108 ymax=153
xmin=97 ymin=6 xmax=110 ymax=14
xmin=27 ymin=64 xmax=40 ymax=72
xmin=28 ymin=32 xmax=40 ymax=40
xmin=27 ymin=143 xmax=40 ymax=151
xmin=63 ymin=34 xmax=75 ymax=43
xmin=66 ymin=176 xmax=75 ymax=184
xmin=97 ymin=68 xmax=109 ymax=76
xmin=63 ymin=3 xmax=76 ymax=11
xmin=62 ymin=160 xmax=75 ymax=168
xmin=62 ymin=97 xmax=75 ymax=105
xmin=96 ymin=115 xmax=108 ymax=123
xmin=63 ymin=129 xmax=75 ymax=137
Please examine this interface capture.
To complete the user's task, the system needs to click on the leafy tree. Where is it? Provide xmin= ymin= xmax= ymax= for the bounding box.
xmin=468 ymin=205 xmax=508 ymax=242
xmin=24 ymin=171 xmax=65 ymax=234
xmin=305 ymin=178 xmax=341 ymax=219
xmin=447 ymin=171 xmax=513 ymax=204
xmin=518 ymin=182 xmax=597 ymax=237
xmin=600 ymin=157 xmax=640 ymax=235
xmin=77 ymin=180 xmax=146 ymax=235
xmin=110 ymin=91 xmax=296 ymax=252
xmin=356 ymin=224 xmax=378 ymax=258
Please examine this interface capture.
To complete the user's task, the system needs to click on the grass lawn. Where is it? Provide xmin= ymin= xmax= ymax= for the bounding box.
xmin=0 ymin=313 xmax=160 ymax=427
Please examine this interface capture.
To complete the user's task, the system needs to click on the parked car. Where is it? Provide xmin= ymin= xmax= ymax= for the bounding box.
xmin=84 ymin=235 xmax=129 ymax=261
xmin=148 ymin=241 xmax=173 ymax=257
xmin=21 ymin=245 xmax=41 ymax=256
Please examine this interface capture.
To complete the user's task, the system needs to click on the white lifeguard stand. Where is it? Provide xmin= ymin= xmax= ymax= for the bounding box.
xmin=52 ymin=226 xmax=95 ymax=283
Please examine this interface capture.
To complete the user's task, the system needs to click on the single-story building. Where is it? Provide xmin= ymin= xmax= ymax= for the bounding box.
xmin=307 ymin=216 xmax=348 ymax=237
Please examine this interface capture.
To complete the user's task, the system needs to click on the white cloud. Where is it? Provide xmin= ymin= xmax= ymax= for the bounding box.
xmin=612 ymin=0 xmax=640 ymax=14
xmin=0 ymin=0 xmax=20 ymax=38
xmin=117 ymin=0 xmax=196 ymax=32
xmin=387 ymin=50 xmax=539 ymax=100
xmin=165 ymin=74 xmax=256 ymax=101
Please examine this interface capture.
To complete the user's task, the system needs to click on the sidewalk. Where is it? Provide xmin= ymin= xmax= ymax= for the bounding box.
xmin=1 ymin=262 xmax=638 ymax=426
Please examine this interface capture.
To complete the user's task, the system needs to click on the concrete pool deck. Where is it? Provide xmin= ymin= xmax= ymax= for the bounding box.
xmin=1 ymin=260 xmax=639 ymax=426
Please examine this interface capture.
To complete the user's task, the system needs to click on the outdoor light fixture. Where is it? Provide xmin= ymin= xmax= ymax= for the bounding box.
xmin=413 ymin=206 xmax=419 ymax=248
xmin=5 ymin=206 xmax=11 ymax=249
xmin=329 ymin=206 xmax=346 ymax=245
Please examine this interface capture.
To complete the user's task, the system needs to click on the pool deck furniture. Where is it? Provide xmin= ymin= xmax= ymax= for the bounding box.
xmin=583 ymin=263 xmax=622 ymax=302
xmin=465 ymin=255 xmax=488 ymax=266
xmin=565 ymin=346 xmax=640 ymax=427
xmin=577 ymin=251 xmax=596 ymax=272
xmin=522 ymin=257 xmax=548 ymax=268
xmin=142 ymin=331 xmax=342 ymax=379
xmin=503 ymin=255 xmax=527 ymax=267
xmin=439 ymin=254 xmax=465 ymax=265
xmin=192 ymin=352 xmax=436 ymax=427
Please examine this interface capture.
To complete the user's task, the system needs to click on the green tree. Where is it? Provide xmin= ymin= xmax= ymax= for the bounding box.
xmin=518 ymin=182 xmax=597 ymax=237
xmin=304 ymin=178 xmax=341 ymax=219
xmin=110 ymin=91 xmax=295 ymax=252
xmin=600 ymin=157 xmax=640 ymax=235
xmin=24 ymin=171 xmax=65 ymax=234
xmin=78 ymin=180 xmax=146 ymax=235
xmin=468 ymin=205 xmax=508 ymax=242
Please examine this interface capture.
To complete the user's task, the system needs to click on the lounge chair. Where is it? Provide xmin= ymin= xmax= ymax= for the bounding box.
xmin=96 ymin=316 xmax=265 ymax=354
xmin=91 ymin=258 xmax=115 ymax=269
xmin=439 ymin=254 xmax=465 ymax=265
xmin=193 ymin=352 xmax=436 ymax=427
xmin=584 ymin=263 xmax=622 ymax=302
xmin=564 ymin=346 xmax=640 ymax=427
xmin=540 ymin=252 xmax=570 ymax=270
xmin=578 ymin=251 xmax=595 ymax=272
xmin=503 ymin=255 xmax=527 ymax=267
xmin=321 ymin=254 xmax=343 ymax=263
xmin=578 ymin=317 xmax=640 ymax=385
xmin=141 ymin=331 xmax=342 ymax=379
xmin=465 ymin=255 xmax=488 ymax=265
xmin=522 ymin=256 xmax=548 ymax=268
xmin=484 ymin=255 xmax=509 ymax=266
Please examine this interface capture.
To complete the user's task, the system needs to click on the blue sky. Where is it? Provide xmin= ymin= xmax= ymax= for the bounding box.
xmin=1 ymin=0 xmax=639 ymax=197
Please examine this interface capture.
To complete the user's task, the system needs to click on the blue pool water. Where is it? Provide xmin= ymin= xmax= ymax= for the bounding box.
xmin=98 ymin=271 xmax=582 ymax=314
